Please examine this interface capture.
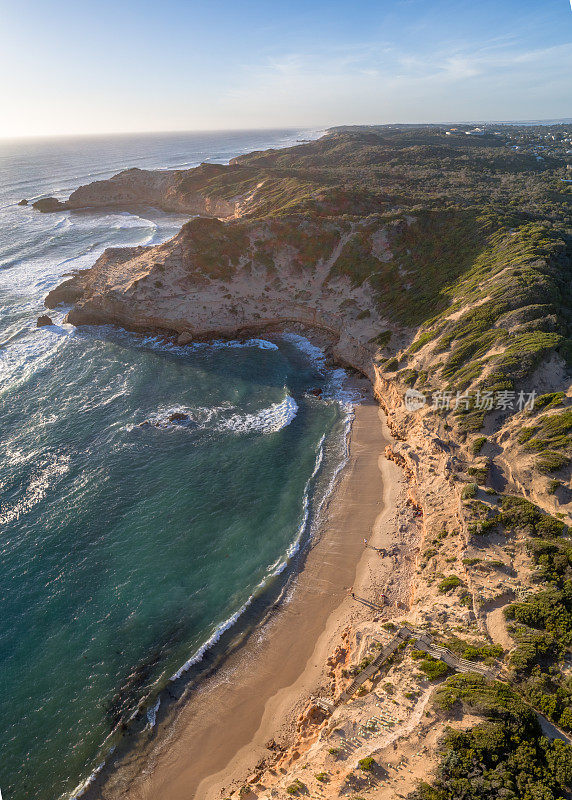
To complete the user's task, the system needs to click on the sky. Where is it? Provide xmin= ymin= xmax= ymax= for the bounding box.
xmin=0 ymin=0 xmax=570 ymax=138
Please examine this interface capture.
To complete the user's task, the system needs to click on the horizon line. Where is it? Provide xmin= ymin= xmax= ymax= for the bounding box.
xmin=1 ymin=117 xmax=571 ymax=143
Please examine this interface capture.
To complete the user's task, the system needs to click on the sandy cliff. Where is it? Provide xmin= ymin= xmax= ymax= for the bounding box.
xmin=45 ymin=215 xmax=402 ymax=372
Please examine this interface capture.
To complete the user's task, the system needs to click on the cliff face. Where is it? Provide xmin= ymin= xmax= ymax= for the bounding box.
xmin=34 ymin=164 xmax=254 ymax=217
xmin=45 ymin=215 xmax=397 ymax=371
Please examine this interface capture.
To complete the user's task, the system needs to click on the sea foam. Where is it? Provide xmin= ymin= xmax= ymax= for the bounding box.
xmin=218 ymin=394 xmax=298 ymax=434
xmin=130 ymin=393 xmax=298 ymax=436
xmin=280 ymin=332 xmax=326 ymax=371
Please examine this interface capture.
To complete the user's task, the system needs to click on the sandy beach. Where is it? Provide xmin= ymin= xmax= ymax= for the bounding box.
xmin=88 ymin=398 xmax=402 ymax=800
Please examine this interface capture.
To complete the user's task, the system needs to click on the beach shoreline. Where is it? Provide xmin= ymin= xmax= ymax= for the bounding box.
xmin=83 ymin=398 xmax=402 ymax=800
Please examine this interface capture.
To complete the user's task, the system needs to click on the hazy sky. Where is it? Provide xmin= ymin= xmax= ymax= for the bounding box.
xmin=0 ymin=0 xmax=570 ymax=138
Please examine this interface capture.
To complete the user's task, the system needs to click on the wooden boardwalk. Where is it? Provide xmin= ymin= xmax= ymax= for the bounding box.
xmin=336 ymin=627 xmax=412 ymax=705
xmin=333 ymin=626 xmax=500 ymax=706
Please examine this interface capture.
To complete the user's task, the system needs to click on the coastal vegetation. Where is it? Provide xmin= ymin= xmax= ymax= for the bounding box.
xmin=46 ymin=130 xmax=572 ymax=431
xmin=410 ymin=674 xmax=572 ymax=800
xmin=411 ymin=650 xmax=450 ymax=680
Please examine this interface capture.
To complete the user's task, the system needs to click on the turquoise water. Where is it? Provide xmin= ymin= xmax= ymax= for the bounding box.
xmin=0 ymin=130 xmax=354 ymax=800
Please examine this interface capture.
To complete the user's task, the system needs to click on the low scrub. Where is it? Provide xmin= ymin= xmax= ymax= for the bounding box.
xmin=411 ymin=674 xmax=572 ymax=800
xmin=438 ymin=575 xmax=463 ymax=593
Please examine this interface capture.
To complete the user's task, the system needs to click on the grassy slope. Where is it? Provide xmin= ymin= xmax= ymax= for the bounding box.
xmin=181 ymin=131 xmax=571 ymax=409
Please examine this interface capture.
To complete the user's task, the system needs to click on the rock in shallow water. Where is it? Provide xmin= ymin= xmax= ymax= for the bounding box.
xmin=177 ymin=331 xmax=194 ymax=346
xmin=168 ymin=412 xmax=189 ymax=423
xmin=138 ymin=413 xmax=198 ymax=429
xmin=36 ymin=315 xmax=53 ymax=327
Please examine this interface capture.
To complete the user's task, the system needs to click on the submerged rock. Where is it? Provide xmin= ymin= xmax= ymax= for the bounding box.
xmin=36 ymin=315 xmax=53 ymax=327
xmin=138 ymin=413 xmax=197 ymax=429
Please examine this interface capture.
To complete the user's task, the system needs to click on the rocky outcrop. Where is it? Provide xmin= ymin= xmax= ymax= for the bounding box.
xmin=41 ymin=212 xmax=399 ymax=371
xmin=33 ymin=197 xmax=66 ymax=212
xmin=36 ymin=314 xmax=53 ymax=326
xmin=45 ymin=277 xmax=87 ymax=308
xmin=30 ymin=164 xmax=253 ymax=218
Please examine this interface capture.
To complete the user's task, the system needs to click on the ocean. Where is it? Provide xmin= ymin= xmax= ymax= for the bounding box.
xmin=0 ymin=129 xmax=357 ymax=800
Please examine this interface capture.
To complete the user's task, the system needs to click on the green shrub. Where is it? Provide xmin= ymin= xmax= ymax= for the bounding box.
xmin=419 ymin=658 xmax=450 ymax=680
xmin=438 ymin=575 xmax=463 ymax=593
xmin=462 ymin=483 xmax=478 ymax=499
xmin=536 ymin=450 xmax=569 ymax=474
xmin=522 ymin=410 xmax=572 ymax=454
xmin=357 ymin=757 xmax=375 ymax=772
xmin=468 ymin=464 xmax=488 ymax=484
xmin=443 ymin=637 xmax=503 ymax=662
xmin=534 ymin=392 xmax=565 ymax=412
xmin=286 ymin=779 xmax=306 ymax=795
xmin=371 ymin=330 xmax=392 ymax=348
xmin=398 ymin=368 xmax=418 ymax=386
xmin=497 ymin=495 xmax=566 ymax=537
xmin=409 ymin=331 xmax=435 ymax=354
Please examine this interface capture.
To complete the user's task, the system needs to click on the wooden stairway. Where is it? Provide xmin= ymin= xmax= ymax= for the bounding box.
xmin=335 ymin=627 xmax=413 ymax=706
xmin=334 ymin=625 xmax=500 ymax=706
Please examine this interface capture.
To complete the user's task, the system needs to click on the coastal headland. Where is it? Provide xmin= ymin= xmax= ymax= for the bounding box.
xmin=41 ymin=127 xmax=572 ymax=800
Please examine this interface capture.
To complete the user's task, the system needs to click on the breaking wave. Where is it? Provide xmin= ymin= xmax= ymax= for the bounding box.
xmin=218 ymin=394 xmax=298 ymax=434
xmin=128 ymin=393 xmax=298 ymax=436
